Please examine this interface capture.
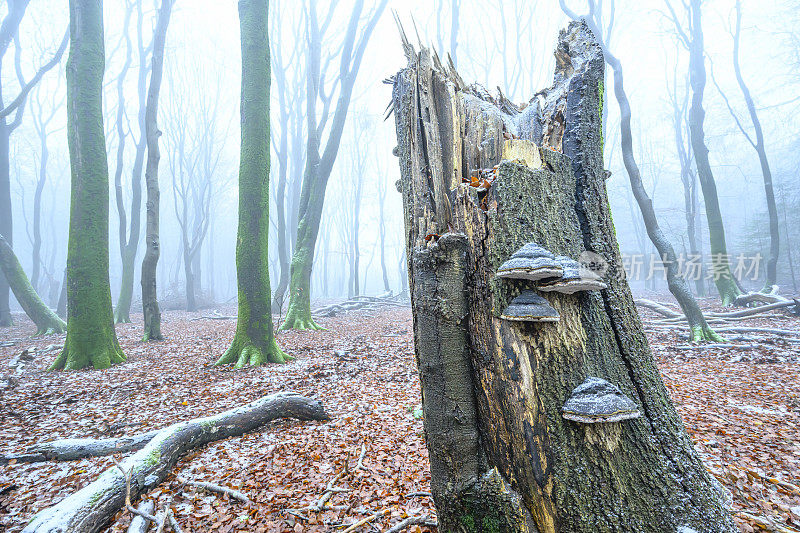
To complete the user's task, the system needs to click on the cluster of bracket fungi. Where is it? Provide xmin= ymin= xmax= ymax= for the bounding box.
xmin=495 ymin=242 xmax=639 ymax=424
xmin=496 ymin=242 xmax=606 ymax=323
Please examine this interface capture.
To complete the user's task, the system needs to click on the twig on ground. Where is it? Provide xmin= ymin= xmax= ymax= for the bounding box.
xmin=387 ymin=514 xmax=438 ymax=532
xmin=355 ymin=443 xmax=369 ymax=472
xmin=177 ymin=477 xmax=252 ymax=504
xmin=339 ymin=509 xmax=391 ymax=533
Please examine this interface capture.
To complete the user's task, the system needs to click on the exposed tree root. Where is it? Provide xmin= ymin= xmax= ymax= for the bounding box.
xmin=23 ymin=392 xmax=328 ymax=533
xmin=215 ymin=338 xmax=292 ymax=367
xmin=49 ymin=342 xmax=126 ymax=371
xmin=689 ymin=324 xmax=726 ymax=343
xmin=279 ymin=315 xmax=326 ymax=331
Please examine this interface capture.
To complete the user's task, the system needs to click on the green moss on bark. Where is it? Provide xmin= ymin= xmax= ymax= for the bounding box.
xmin=0 ymin=235 xmax=66 ymax=335
xmin=279 ymin=248 xmax=325 ymax=331
xmin=53 ymin=0 xmax=125 ymax=370
xmin=217 ymin=0 xmax=289 ymax=367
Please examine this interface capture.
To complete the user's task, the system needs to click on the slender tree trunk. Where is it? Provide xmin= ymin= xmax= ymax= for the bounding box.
xmin=0 ymin=235 xmax=65 ymax=334
xmin=183 ymin=236 xmax=196 ymax=312
xmin=113 ymin=13 xmax=148 ymax=324
xmin=392 ymin=22 xmax=734 ymax=532
xmin=687 ymin=0 xmax=740 ymax=305
xmin=56 ymin=267 xmax=67 ymax=319
xmin=51 ymin=0 xmax=125 ymax=370
xmin=561 ymin=8 xmax=720 ymax=341
xmin=730 ymin=0 xmax=779 ymax=291
xmin=30 ymin=119 xmax=48 ymax=293
xmin=280 ymin=0 xmax=386 ymax=330
xmin=0 ymin=121 xmax=12 ymax=326
xmin=216 ymin=0 xmax=288 ymax=367
xmin=140 ymin=0 xmax=173 ymax=341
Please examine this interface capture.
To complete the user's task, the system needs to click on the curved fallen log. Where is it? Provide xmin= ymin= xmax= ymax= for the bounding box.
xmin=23 ymin=392 xmax=328 ymax=533
xmin=1 ymin=431 xmax=161 ymax=465
xmin=636 ymin=298 xmax=798 ymax=321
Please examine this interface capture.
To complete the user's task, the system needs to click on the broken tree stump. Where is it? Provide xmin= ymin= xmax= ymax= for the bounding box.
xmin=391 ymin=20 xmax=735 ymax=533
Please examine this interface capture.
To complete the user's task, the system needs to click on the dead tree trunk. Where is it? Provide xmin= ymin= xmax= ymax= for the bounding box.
xmin=391 ymin=21 xmax=734 ymax=533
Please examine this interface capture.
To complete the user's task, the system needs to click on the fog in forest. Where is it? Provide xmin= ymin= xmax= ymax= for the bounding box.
xmin=2 ymin=0 xmax=799 ymax=314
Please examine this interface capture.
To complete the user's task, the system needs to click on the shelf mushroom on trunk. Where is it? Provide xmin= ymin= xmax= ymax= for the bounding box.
xmin=391 ymin=18 xmax=736 ymax=533
xmin=562 ymin=376 xmax=641 ymax=423
xmin=495 ymin=242 xmax=564 ymax=281
xmin=537 ymin=255 xmax=607 ymax=293
xmin=500 ymin=290 xmax=560 ymax=322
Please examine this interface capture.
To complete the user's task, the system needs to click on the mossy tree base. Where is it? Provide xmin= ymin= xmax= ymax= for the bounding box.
xmin=689 ymin=324 xmax=726 ymax=343
xmin=216 ymin=336 xmax=292 ymax=368
xmin=279 ymin=312 xmax=325 ymax=331
xmin=50 ymin=337 xmax=125 ymax=371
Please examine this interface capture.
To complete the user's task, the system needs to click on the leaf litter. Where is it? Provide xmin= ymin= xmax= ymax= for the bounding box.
xmin=0 ymin=304 xmax=797 ymax=532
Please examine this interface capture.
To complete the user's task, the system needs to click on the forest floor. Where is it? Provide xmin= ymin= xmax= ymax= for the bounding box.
xmin=0 ymin=299 xmax=799 ymax=532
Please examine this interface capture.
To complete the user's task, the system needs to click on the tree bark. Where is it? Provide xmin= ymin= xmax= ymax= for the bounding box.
xmin=216 ymin=0 xmax=288 ymax=367
xmin=140 ymin=0 xmax=173 ymax=341
xmin=391 ymin=21 xmax=735 ymax=532
xmin=685 ymin=0 xmax=741 ymax=305
xmin=0 ymin=234 xmax=65 ymax=335
xmin=51 ymin=0 xmax=125 ymax=370
xmin=23 ymin=392 xmax=328 ymax=533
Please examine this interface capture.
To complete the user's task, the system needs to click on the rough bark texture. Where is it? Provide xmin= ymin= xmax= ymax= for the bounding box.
xmin=23 ymin=392 xmax=329 ymax=533
xmin=0 ymin=234 xmax=65 ymax=335
xmin=217 ymin=0 xmax=289 ymax=367
xmin=140 ymin=0 xmax=172 ymax=341
xmin=51 ymin=0 xmax=125 ymax=371
xmin=687 ymin=0 xmax=740 ymax=305
xmin=392 ymin=21 xmax=735 ymax=533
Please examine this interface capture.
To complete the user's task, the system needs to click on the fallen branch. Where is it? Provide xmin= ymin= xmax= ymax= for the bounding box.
xmin=1 ymin=430 xmax=161 ymax=464
xmin=387 ymin=514 xmax=438 ymax=533
xmin=126 ymin=501 xmax=154 ymax=533
xmin=177 ymin=477 xmax=251 ymax=504
xmin=671 ymin=343 xmax=763 ymax=351
xmin=23 ymin=392 xmax=328 ymax=533
xmin=636 ymin=298 xmax=798 ymax=321
xmin=339 ymin=509 xmax=391 ymax=533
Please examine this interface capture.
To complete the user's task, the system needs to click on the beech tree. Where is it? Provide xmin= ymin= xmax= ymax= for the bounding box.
xmin=391 ymin=20 xmax=734 ymax=531
xmin=561 ymin=0 xmax=720 ymax=341
xmin=0 ymin=234 xmax=65 ymax=335
xmin=665 ymin=0 xmax=741 ymax=305
xmin=280 ymin=0 xmax=387 ymax=330
xmin=714 ymin=0 xmax=780 ymax=292
xmin=0 ymin=0 xmax=67 ymax=326
xmin=216 ymin=0 xmax=288 ymax=367
xmin=51 ymin=0 xmax=125 ymax=371
xmin=140 ymin=0 xmax=174 ymax=341
xmin=114 ymin=0 xmax=152 ymax=324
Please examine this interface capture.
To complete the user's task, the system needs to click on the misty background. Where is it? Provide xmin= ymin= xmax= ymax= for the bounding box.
xmin=3 ymin=0 xmax=799 ymax=314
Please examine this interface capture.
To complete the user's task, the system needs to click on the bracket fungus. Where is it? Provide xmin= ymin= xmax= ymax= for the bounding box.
xmin=562 ymin=377 xmax=640 ymax=424
xmin=496 ymin=242 xmax=564 ymax=281
xmin=500 ymin=290 xmax=560 ymax=323
xmin=537 ymin=255 xmax=607 ymax=293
